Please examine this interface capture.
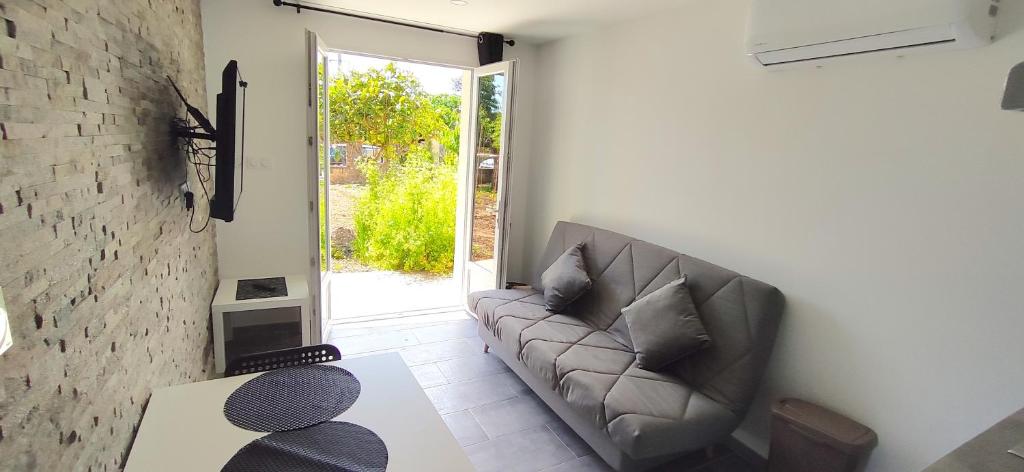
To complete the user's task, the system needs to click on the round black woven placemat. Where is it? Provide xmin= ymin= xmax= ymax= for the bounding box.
xmin=221 ymin=422 xmax=388 ymax=472
xmin=224 ymin=365 xmax=360 ymax=432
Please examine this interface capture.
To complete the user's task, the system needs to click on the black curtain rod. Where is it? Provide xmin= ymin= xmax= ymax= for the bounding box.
xmin=272 ymin=0 xmax=515 ymax=46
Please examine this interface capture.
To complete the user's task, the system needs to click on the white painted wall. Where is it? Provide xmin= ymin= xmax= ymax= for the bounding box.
xmin=200 ymin=0 xmax=536 ymax=280
xmin=522 ymin=2 xmax=1024 ymax=471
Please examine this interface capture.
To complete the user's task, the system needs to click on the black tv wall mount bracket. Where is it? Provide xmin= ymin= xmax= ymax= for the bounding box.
xmin=168 ymin=77 xmax=217 ymax=141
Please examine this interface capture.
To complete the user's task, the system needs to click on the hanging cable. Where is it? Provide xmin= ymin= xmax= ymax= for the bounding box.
xmin=176 ymin=100 xmax=215 ymax=233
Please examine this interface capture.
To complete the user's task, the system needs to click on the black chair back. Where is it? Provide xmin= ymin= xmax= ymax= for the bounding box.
xmin=225 ymin=344 xmax=341 ymax=377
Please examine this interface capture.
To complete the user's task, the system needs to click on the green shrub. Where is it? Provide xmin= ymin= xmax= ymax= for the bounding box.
xmin=352 ymin=149 xmax=457 ymax=274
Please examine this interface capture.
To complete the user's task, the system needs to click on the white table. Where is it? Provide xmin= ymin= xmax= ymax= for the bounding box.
xmin=125 ymin=353 xmax=474 ymax=472
xmin=211 ymin=274 xmax=311 ymax=373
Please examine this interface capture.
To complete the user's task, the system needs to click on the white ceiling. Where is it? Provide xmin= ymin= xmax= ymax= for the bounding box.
xmin=306 ymin=0 xmax=686 ymax=44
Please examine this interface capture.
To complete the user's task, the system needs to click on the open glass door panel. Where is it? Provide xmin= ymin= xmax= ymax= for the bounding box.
xmin=307 ymin=30 xmax=331 ymax=343
xmin=462 ymin=61 xmax=517 ymax=296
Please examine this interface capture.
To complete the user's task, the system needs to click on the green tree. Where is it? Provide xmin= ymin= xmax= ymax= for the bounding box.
xmin=327 ymin=63 xmax=463 ymax=273
xmin=329 ymin=63 xmax=456 ymax=162
xmin=476 ymin=75 xmax=504 ymax=153
xmin=430 ymin=93 xmax=461 ymax=163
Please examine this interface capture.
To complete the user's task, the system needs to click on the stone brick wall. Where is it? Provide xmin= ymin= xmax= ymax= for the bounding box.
xmin=0 ymin=0 xmax=217 ymax=470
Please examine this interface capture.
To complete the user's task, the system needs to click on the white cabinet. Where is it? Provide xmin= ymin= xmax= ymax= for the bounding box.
xmin=211 ymin=274 xmax=310 ymax=374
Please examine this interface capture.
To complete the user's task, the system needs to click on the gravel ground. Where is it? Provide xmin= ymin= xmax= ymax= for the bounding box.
xmin=329 ymin=184 xmax=374 ymax=273
xmin=471 ymin=190 xmax=497 ymax=261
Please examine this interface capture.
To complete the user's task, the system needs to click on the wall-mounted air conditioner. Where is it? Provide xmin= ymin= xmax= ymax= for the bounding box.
xmin=746 ymin=0 xmax=1000 ymax=68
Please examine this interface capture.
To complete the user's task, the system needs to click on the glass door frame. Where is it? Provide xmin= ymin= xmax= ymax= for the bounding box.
xmin=306 ymin=30 xmax=330 ymax=344
xmin=457 ymin=60 xmax=518 ymax=297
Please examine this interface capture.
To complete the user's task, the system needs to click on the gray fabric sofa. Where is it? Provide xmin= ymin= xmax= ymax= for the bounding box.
xmin=467 ymin=221 xmax=785 ymax=471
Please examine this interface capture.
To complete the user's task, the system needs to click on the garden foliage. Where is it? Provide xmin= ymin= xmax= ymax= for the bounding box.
xmin=328 ymin=63 xmax=462 ymax=273
xmin=352 ymin=149 xmax=457 ymax=273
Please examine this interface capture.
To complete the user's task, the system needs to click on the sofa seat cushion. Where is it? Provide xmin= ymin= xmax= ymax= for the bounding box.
xmin=553 ymin=352 xmax=737 ymax=459
xmin=468 ymin=288 xmax=545 ymax=331
xmin=604 ymin=366 xmax=737 ymax=459
xmin=470 ymin=289 xmax=546 ymax=336
xmin=520 ymin=318 xmax=595 ymax=388
xmin=555 ymin=332 xmax=636 ymax=383
xmin=560 ymin=370 xmax=621 ymax=431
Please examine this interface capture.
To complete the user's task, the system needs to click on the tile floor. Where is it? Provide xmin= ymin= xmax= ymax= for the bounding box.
xmin=327 ymin=311 xmax=759 ymax=472
xmin=328 ymin=271 xmax=460 ymax=321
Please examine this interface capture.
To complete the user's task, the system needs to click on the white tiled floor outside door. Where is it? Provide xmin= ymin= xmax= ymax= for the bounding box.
xmin=328 ymin=271 xmax=460 ymax=322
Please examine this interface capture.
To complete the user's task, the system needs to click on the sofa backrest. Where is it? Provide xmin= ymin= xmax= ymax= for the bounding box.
xmin=532 ymin=221 xmax=785 ymax=413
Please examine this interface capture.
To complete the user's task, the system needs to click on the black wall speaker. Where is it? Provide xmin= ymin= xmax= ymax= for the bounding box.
xmin=478 ymin=32 xmax=505 ymax=66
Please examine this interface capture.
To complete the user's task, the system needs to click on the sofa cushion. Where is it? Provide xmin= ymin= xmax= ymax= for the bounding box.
xmin=555 ymin=351 xmax=736 ymax=460
xmin=621 ymin=276 xmax=710 ymax=371
xmin=555 ymin=332 xmax=635 ymax=383
xmin=604 ymin=366 xmax=737 ymax=459
xmin=469 ymin=287 xmax=545 ymax=331
xmin=468 ymin=288 xmax=550 ymax=355
xmin=560 ymin=370 xmax=621 ymax=431
xmin=540 ymin=243 xmax=592 ymax=312
xmin=520 ymin=318 xmax=594 ymax=387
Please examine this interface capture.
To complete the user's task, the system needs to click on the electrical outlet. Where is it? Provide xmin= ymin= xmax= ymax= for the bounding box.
xmin=0 ymin=286 xmax=12 ymax=356
xmin=245 ymin=156 xmax=270 ymax=170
